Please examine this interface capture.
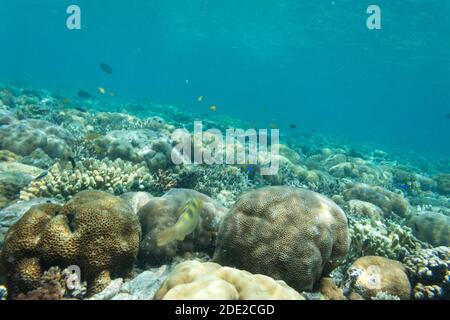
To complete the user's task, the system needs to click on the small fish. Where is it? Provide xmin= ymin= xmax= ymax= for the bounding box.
xmin=34 ymin=170 xmax=49 ymax=181
xmin=109 ymin=92 xmax=115 ymax=97
xmin=197 ymin=96 xmax=204 ymax=102
xmin=98 ymin=87 xmax=106 ymax=95
xmin=62 ymin=98 xmax=71 ymax=104
xmin=73 ymin=106 xmax=87 ymax=112
xmin=446 ymin=113 xmax=450 ymax=119
xmin=289 ymin=124 xmax=296 ymax=129
xmin=77 ymin=90 xmax=92 ymax=99
xmin=100 ymin=62 xmax=112 ymax=74
xmin=269 ymin=123 xmax=279 ymax=129
xmin=246 ymin=165 xmax=255 ymax=174
xmin=0 ymin=285 xmax=7 ymax=300
xmin=156 ymin=198 xmax=204 ymax=247
xmin=209 ymin=105 xmax=218 ymax=112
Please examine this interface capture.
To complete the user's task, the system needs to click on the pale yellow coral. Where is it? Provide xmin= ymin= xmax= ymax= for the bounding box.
xmin=154 ymin=260 xmax=304 ymax=300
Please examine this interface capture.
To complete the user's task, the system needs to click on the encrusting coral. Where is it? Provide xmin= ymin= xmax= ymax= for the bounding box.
xmin=1 ymin=190 xmax=140 ymax=297
xmin=213 ymin=186 xmax=350 ymax=292
xmin=154 ymin=260 xmax=304 ymax=300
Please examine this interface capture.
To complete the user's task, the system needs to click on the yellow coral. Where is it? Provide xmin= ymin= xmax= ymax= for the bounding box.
xmin=1 ymin=190 xmax=140 ymax=297
xmin=155 ymin=260 xmax=304 ymax=300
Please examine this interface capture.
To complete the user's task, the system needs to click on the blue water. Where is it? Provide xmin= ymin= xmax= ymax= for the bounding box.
xmin=1 ymin=0 xmax=450 ymax=159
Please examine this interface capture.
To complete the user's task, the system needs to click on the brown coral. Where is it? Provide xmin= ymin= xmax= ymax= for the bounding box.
xmin=1 ymin=190 xmax=140 ymax=297
xmin=138 ymin=189 xmax=227 ymax=267
xmin=213 ymin=186 xmax=350 ymax=292
xmin=347 ymin=256 xmax=411 ymax=300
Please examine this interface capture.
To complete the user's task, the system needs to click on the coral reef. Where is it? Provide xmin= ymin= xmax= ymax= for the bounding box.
xmin=0 ymin=161 xmax=45 ymax=208
xmin=16 ymin=266 xmax=86 ymax=300
xmin=19 ymin=158 xmax=153 ymax=201
xmin=174 ymin=164 xmax=253 ymax=206
xmin=344 ymin=256 xmax=411 ymax=300
xmin=89 ymin=265 xmax=171 ymax=300
xmin=403 ymin=246 xmax=449 ymax=299
xmin=138 ymin=189 xmax=227 ymax=266
xmin=434 ymin=174 xmax=450 ymax=196
xmin=346 ymin=215 xmax=424 ymax=263
xmin=213 ymin=186 xmax=350 ymax=292
xmin=407 ymin=212 xmax=450 ymax=247
xmin=0 ymin=118 xmax=75 ymax=159
xmin=343 ymin=183 xmax=409 ymax=217
xmin=154 ymin=260 xmax=304 ymax=300
xmin=1 ymin=190 xmax=140 ymax=296
xmin=319 ymin=277 xmax=346 ymax=300
xmin=91 ymin=129 xmax=173 ymax=171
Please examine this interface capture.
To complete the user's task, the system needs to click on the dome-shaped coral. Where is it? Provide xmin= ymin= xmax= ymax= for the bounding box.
xmin=0 ymin=190 xmax=140 ymax=297
xmin=154 ymin=260 xmax=304 ymax=300
xmin=213 ymin=186 xmax=350 ymax=291
xmin=138 ymin=189 xmax=227 ymax=267
xmin=345 ymin=256 xmax=411 ymax=300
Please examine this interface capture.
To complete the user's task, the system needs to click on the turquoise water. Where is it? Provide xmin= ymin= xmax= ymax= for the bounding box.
xmin=1 ymin=0 xmax=450 ymax=158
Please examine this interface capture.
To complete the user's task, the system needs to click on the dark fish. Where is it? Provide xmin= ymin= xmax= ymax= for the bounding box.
xmin=246 ymin=165 xmax=255 ymax=174
xmin=34 ymin=171 xmax=49 ymax=180
xmin=289 ymin=124 xmax=296 ymax=129
xmin=73 ymin=106 xmax=87 ymax=112
xmin=77 ymin=90 xmax=92 ymax=99
xmin=446 ymin=113 xmax=450 ymax=119
xmin=348 ymin=149 xmax=364 ymax=158
xmin=68 ymin=156 xmax=76 ymax=168
xmin=100 ymin=62 xmax=112 ymax=74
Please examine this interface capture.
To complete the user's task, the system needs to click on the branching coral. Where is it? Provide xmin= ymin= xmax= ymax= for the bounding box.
xmin=173 ymin=164 xmax=253 ymax=205
xmin=19 ymin=158 xmax=153 ymax=201
xmin=345 ymin=215 xmax=425 ymax=265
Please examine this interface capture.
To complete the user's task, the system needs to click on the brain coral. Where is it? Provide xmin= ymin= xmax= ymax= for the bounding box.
xmin=213 ymin=186 xmax=350 ymax=291
xmin=138 ymin=189 xmax=227 ymax=266
xmin=343 ymin=183 xmax=409 ymax=217
xmin=154 ymin=260 xmax=304 ymax=300
xmin=1 ymin=190 xmax=140 ymax=296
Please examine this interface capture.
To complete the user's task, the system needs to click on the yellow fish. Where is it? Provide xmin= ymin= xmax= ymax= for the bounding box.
xmin=197 ymin=95 xmax=204 ymax=102
xmin=109 ymin=92 xmax=115 ymax=97
xmin=98 ymin=87 xmax=106 ymax=95
xmin=156 ymin=198 xmax=204 ymax=247
xmin=209 ymin=105 xmax=218 ymax=112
